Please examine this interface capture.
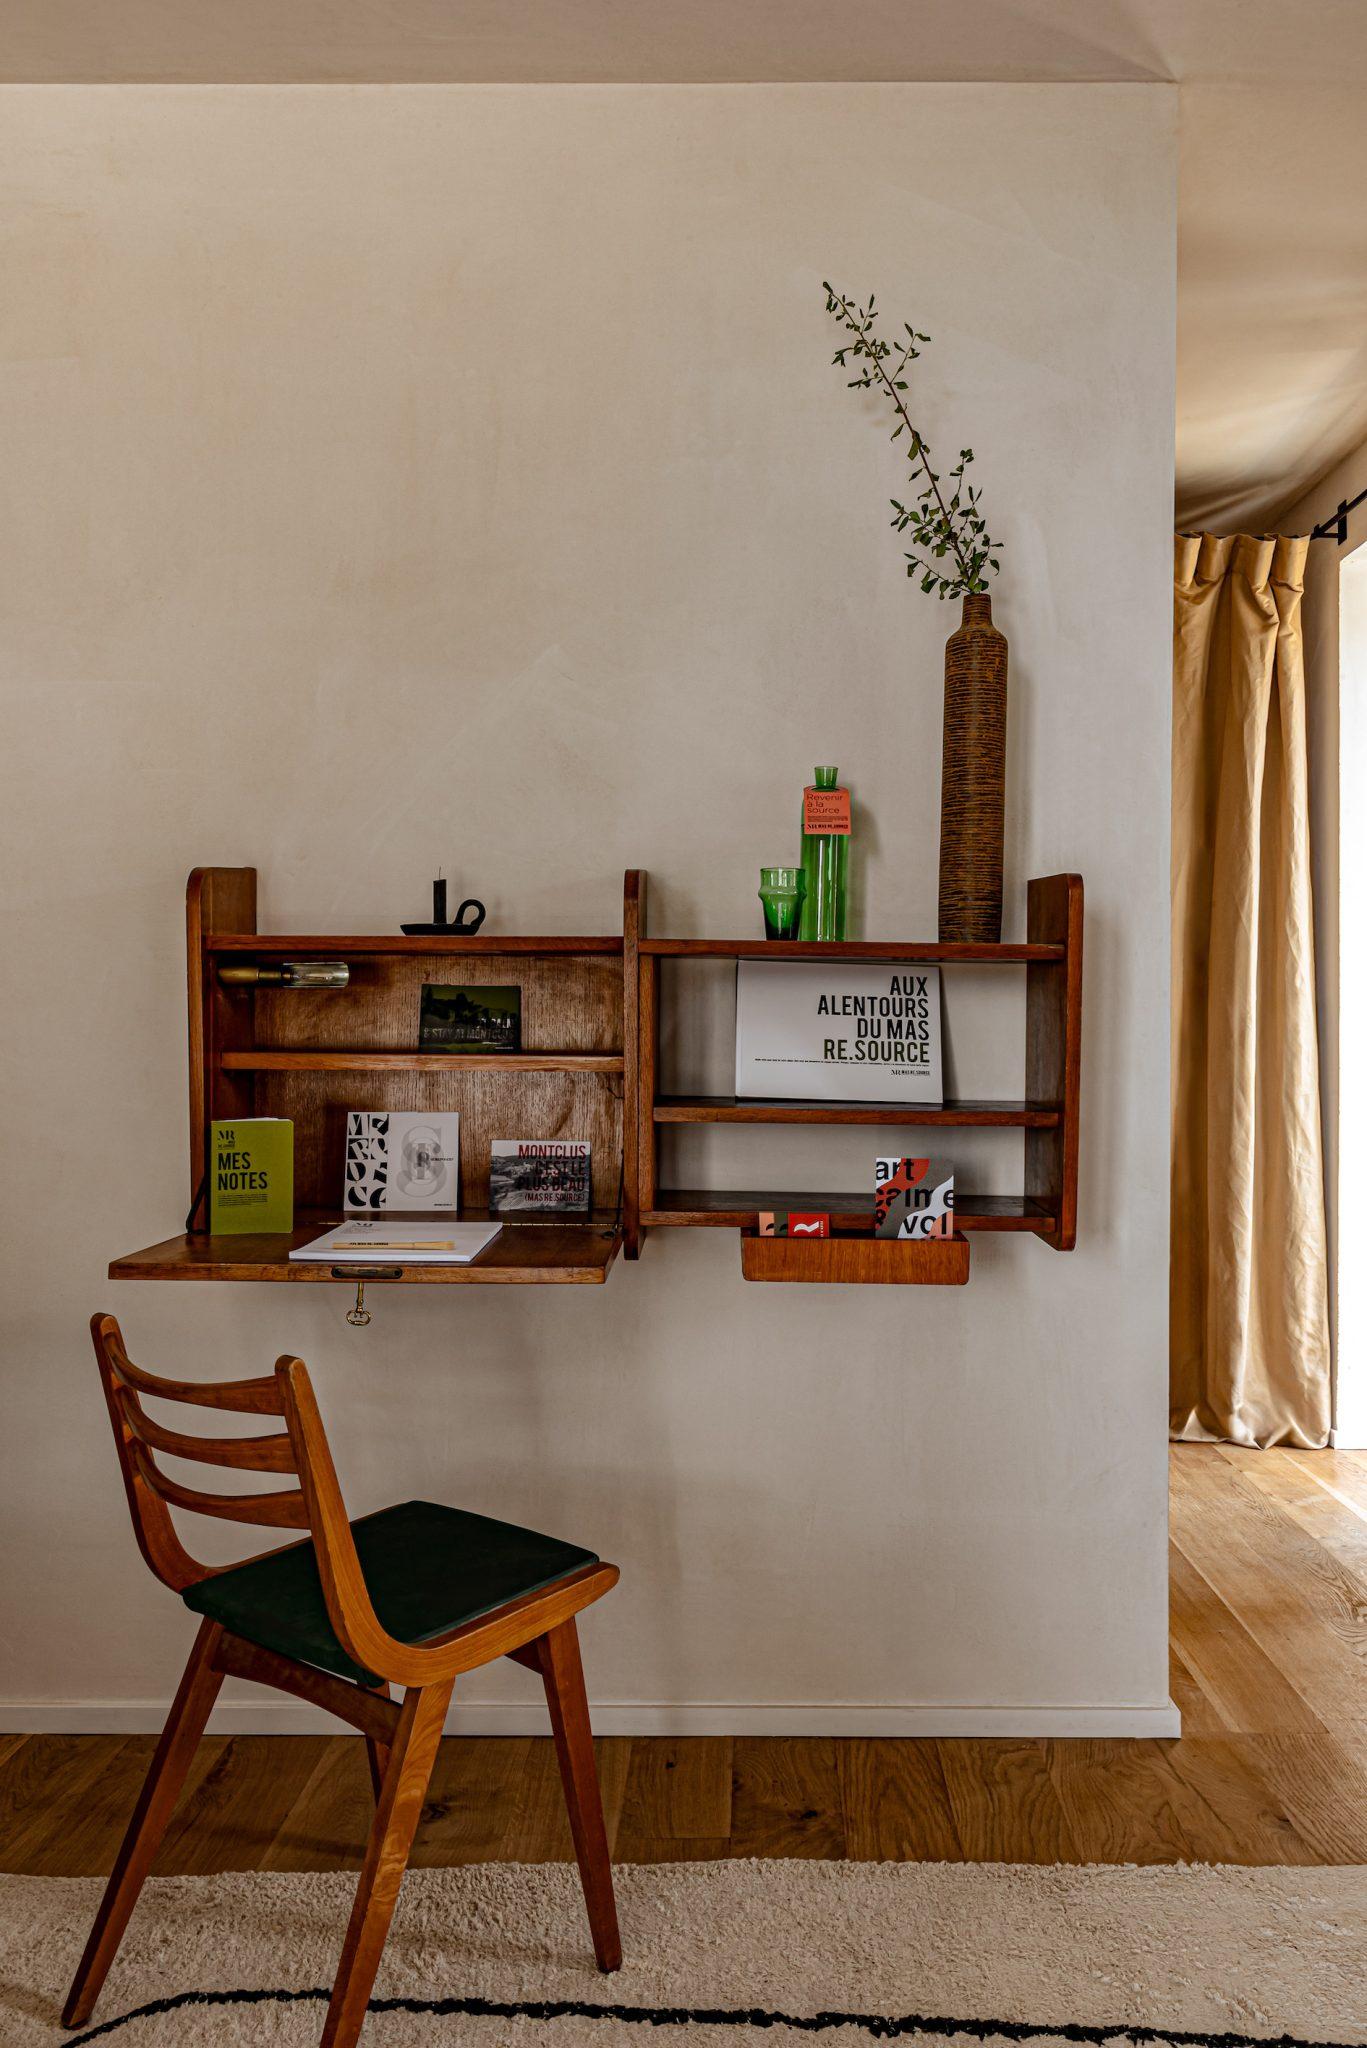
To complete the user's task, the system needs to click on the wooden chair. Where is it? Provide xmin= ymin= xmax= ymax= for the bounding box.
xmin=64 ymin=1312 xmax=622 ymax=2047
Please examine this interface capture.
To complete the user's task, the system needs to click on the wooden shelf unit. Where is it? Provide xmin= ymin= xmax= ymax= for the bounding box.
xmin=109 ymin=865 xmax=643 ymax=1288
xmin=630 ymin=873 xmax=1082 ymax=1276
xmin=109 ymin=864 xmax=1080 ymax=1290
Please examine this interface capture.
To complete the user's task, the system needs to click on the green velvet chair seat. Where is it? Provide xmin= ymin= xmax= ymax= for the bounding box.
xmin=183 ymin=1499 xmax=599 ymax=1686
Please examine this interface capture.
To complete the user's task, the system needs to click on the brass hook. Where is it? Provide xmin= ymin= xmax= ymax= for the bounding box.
xmin=346 ymin=1279 xmax=372 ymax=1328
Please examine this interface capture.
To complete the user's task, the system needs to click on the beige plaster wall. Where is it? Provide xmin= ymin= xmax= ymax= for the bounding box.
xmin=0 ymin=83 xmax=1177 ymax=1731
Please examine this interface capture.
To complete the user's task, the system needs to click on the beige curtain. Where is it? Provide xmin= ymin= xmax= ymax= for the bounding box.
xmin=1171 ymin=534 xmax=1331 ymax=1447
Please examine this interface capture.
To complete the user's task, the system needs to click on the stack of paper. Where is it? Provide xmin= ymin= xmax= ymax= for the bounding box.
xmin=289 ymin=1219 xmax=502 ymax=1265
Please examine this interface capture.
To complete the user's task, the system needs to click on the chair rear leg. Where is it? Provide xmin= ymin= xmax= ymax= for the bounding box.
xmin=535 ymin=1618 xmax=621 ymax=1972
xmin=321 ymin=1678 xmax=452 ymax=2048
xmin=62 ymin=1618 xmax=225 ymax=2028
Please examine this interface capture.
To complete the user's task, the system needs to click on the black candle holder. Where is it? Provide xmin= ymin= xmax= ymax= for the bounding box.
xmin=401 ymin=877 xmax=486 ymax=937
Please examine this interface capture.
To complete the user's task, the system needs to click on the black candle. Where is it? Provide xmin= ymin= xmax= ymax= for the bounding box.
xmin=432 ymin=877 xmax=447 ymax=925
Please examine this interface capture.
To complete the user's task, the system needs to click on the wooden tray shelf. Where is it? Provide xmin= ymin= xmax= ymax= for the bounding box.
xmin=642 ymin=1191 xmax=1057 ymax=1234
xmin=222 ymin=1050 xmax=624 ymax=1075
xmin=653 ymin=1095 xmax=1058 ymax=1127
xmin=740 ymin=1230 xmax=970 ymax=1285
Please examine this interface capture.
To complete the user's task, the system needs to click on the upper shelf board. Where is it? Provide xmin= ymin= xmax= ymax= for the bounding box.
xmin=653 ymin=1095 xmax=1059 ymax=1127
xmin=222 ymin=1049 xmax=624 ymax=1074
xmin=206 ymin=934 xmax=624 ymax=956
xmin=637 ymin=938 xmax=1063 ymax=961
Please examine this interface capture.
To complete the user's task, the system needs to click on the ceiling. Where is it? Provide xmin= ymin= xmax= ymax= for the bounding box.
xmin=4 ymin=0 xmax=1365 ymax=531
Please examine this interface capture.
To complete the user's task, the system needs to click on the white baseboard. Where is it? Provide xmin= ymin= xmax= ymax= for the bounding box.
xmin=0 ymin=1698 xmax=1182 ymax=1739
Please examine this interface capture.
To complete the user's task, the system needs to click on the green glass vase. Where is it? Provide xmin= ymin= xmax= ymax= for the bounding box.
xmin=798 ymin=765 xmax=850 ymax=941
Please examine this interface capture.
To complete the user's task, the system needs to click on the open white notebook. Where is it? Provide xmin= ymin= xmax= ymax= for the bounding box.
xmin=289 ymin=1219 xmax=503 ymax=1265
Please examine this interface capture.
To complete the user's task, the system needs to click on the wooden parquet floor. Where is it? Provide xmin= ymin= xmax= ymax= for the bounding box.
xmin=4 ymin=1446 xmax=1366 ymax=1872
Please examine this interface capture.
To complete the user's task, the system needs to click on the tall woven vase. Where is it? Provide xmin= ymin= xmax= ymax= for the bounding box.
xmin=938 ymin=593 xmax=1007 ymax=943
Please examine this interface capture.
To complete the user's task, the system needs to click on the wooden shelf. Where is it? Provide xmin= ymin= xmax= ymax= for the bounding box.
xmin=639 ymin=938 xmax=1062 ymax=962
xmin=633 ymin=873 xmax=1082 ymax=1262
xmin=181 ymin=866 xmax=641 ymax=1253
xmin=653 ymin=1095 xmax=1058 ymax=1127
xmin=223 ymin=1050 xmax=624 ymax=1075
xmin=208 ymin=934 xmax=622 ymax=957
xmin=127 ymin=864 xmax=1076 ymax=1289
xmin=110 ymin=1212 xmax=623 ymax=1286
xmin=740 ymin=1230 xmax=970 ymax=1285
xmin=641 ymin=1191 xmax=1057 ymax=1235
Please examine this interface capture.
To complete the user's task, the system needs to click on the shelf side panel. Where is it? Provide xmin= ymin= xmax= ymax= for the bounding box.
xmin=622 ymin=869 xmax=644 ymax=1257
xmin=187 ymin=866 xmax=257 ymax=1230
xmin=1025 ymin=874 xmax=1083 ymax=1250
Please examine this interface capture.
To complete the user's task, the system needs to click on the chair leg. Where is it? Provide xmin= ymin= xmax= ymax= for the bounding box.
xmin=62 ymin=1618 xmax=225 ymax=2029
xmin=321 ymin=1678 xmax=452 ymax=2048
xmin=534 ymin=1618 xmax=621 ymax=1972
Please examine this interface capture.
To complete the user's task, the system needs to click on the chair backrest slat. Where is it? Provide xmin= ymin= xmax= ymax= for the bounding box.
xmin=115 ymin=1391 xmax=296 ymax=1474
xmin=129 ymin=1442 xmax=310 ymax=1529
xmin=105 ymin=1331 xmax=284 ymax=1415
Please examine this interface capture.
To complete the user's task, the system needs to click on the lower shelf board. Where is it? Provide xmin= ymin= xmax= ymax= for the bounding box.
xmin=643 ymin=1191 xmax=1056 ymax=1235
xmin=109 ymin=1211 xmax=623 ymax=1285
xmin=740 ymin=1230 xmax=970 ymax=1285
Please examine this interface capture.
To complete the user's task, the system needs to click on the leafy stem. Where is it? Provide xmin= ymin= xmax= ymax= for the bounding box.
xmin=821 ymin=282 xmax=1002 ymax=601
xmin=823 ymin=284 xmax=970 ymax=584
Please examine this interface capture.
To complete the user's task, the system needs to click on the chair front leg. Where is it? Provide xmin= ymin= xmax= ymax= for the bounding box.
xmin=535 ymin=1618 xmax=622 ymax=1972
xmin=321 ymin=1677 xmax=453 ymax=2048
xmin=62 ymin=1618 xmax=225 ymax=2029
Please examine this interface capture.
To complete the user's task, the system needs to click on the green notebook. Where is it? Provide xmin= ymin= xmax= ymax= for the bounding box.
xmin=209 ymin=1118 xmax=294 ymax=1235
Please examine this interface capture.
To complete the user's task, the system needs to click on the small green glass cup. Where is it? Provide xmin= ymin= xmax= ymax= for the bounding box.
xmin=759 ymin=866 xmax=807 ymax=941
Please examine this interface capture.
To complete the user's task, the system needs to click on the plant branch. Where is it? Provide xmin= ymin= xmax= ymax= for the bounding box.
xmin=821 ymin=282 xmax=1001 ymax=600
xmin=827 ymin=286 xmax=972 ymax=586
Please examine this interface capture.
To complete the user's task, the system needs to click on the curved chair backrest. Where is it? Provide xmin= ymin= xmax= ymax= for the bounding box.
xmin=91 ymin=1311 xmax=591 ymax=1690
xmin=92 ymin=1311 xmax=313 ymax=1594
xmin=90 ymin=1311 xmax=396 ymax=1678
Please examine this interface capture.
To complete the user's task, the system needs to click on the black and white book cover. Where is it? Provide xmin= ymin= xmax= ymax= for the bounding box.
xmin=343 ymin=1111 xmax=460 ymax=1211
xmin=735 ymin=961 xmax=942 ymax=1102
xmin=489 ymin=1140 xmax=591 ymax=1213
xmin=875 ymin=1156 xmax=955 ymax=1239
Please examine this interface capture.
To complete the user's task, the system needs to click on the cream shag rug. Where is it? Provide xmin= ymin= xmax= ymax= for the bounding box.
xmin=1 ymin=1861 xmax=1364 ymax=2047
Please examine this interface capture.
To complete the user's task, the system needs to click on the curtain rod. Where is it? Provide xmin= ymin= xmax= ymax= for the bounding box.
xmin=1311 ymin=486 xmax=1367 ymax=545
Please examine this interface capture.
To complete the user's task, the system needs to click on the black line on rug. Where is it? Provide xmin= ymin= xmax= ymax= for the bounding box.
xmin=61 ymin=1986 xmax=1364 ymax=2048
